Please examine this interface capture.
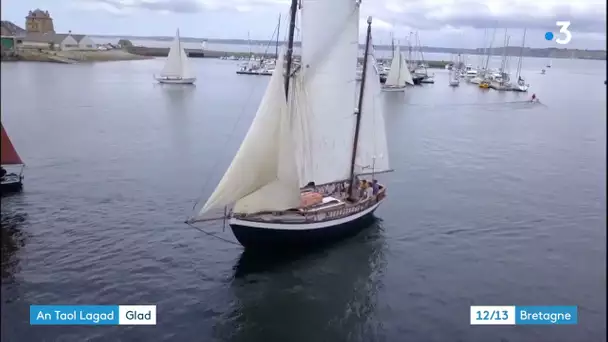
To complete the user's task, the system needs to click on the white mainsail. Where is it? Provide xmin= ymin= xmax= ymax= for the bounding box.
xmin=355 ymin=48 xmax=390 ymax=174
xmin=297 ymin=0 xmax=360 ymax=185
xmin=385 ymin=45 xmax=414 ymax=87
xmin=160 ymin=29 xmax=194 ymax=79
xmin=193 ymin=0 xmax=381 ymax=219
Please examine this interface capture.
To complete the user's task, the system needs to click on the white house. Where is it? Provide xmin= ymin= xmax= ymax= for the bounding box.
xmin=17 ymin=32 xmax=78 ymax=50
xmin=17 ymin=32 xmax=99 ymax=51
xmin=71 ymin=34 xmax=96 ymax=50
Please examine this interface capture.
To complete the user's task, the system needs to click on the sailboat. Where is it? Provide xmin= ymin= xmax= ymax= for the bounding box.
xmin=448 ymin=53 xmax=460 ymax=86
xmin=186 ymin=1 xmax=392 ymax=251
xmin=449 ymin=68 xmax=460 ymax=86
xmin=382 ymin=44 xmax=414 ymax=92
xmin=511 ymin=28 xmax=529 ymax=92
xmin=155 ymin=29 xmax=196 ymax=84
xmin=1 ymin=123 xmax=25 ymax=193
xmin=412 ymin=32 xmax=434 ymax=84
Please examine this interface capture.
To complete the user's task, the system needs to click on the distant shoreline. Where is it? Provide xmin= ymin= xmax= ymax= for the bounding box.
xmin=95 ymin=35 xmax=607 ymax=60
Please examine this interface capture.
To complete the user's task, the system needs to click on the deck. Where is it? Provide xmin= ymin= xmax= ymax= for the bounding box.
xmin=233 ymin=180 xmax=386 ymax=224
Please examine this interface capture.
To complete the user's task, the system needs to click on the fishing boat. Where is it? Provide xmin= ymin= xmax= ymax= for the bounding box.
xmin=155 ymin=29 xmax=196 ymax=84
xmin=187 ymin=1 xmax=392 ymax=251
xmin=489 ymin=29 xmax=512 ymax=91
xmin=382 ymin=44 xmax=414 ymax=92
xmin=236 ymin=16 xmax=281 ymax=76
xmin=412 ymin=32 xmax=434 ymax=84
xmin=236 ymin=62 xmax=274 ymax=76
xmin=1 ymin=123 xmax=24 ymax=194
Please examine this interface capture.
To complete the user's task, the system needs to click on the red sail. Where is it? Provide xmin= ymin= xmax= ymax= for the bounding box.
xmin=1 ymin=123 xmax=23 ymax=165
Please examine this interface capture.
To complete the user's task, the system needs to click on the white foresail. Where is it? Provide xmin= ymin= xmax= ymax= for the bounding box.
xmin=298 ymin=0 xmax=360 ymax=185
xmin=196 ymin=52 xmax=300 ymax=216
xmin=355 ymin=48 xmax=390 ymax=174
xmin=385 ymin=45 xmax=401 ymax=86
xmin=398 ymin=53 xmax=414 ymax=86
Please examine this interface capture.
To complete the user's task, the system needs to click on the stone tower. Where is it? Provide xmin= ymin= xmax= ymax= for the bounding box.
xmin=25 ymin=9 xmax=55 ymax=34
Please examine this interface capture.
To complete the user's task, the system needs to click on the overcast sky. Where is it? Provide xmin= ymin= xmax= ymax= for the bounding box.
xmin=2 ymin=0 xmax=606 ymax=49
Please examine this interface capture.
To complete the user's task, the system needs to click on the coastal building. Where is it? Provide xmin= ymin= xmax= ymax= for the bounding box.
xmin=17 ymin=32 xmax=97 ymax=51
xmin=18 ymin=33 xmax=75 ymax=50
xmin=25 ymin=9 xmax=55 ymax=34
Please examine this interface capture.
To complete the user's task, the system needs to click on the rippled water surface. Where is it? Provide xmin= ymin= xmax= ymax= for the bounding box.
xmin=1 ymin=58 xmax=606 ymax=342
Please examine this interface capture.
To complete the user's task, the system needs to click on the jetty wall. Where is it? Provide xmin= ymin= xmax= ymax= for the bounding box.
xmin=128 ymin=46 xmax=451 ymax=68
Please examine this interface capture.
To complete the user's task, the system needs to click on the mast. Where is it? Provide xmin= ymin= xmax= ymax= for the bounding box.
xmin=275 ymin=14 xmax=281 ymax=60
xmin=516 ymin=28 xmax=526 ymax=79
xmin=407 ymin=32 xmax=412 ymax=65
xmin=176 ymin=29 xmax=183 ymax=76
xmin=500 ymin=29 xmax=508 ymax=73
xmin=283 ymin=0 xmax=298 ymax=97
xmin=484 ymin=27 xmax=496 ymax=71
xmin=391 ymin=32 xmax=394 ymax=59
xmin=247 ymin=31 xmax=252 ymax=58
xmin=348 ymin=16 xmax=373 ymax=198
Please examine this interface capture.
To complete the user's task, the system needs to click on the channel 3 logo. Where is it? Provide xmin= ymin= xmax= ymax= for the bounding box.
xmin=545 ymin=21 xmax=572 ymax=45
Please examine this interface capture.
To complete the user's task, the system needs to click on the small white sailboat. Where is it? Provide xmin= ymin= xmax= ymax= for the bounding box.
xmin=449 ymin=71 xmax=460 ymax=86
xmin=448 ymin=55 xmax=460 ymax=86
xmin=511 ymin=28 xmax=529 ymax=92
xmin=382 ymin=45 xmax=414 ymax=92
xmin=155 ymin=29 xmax=196 ymax=84
xmin=187 ymin=1 xmax=392 ymax=251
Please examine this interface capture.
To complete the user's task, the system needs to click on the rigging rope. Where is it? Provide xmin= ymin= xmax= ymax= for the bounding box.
xmin=403 ymin=99 xmax=545 ymax=108
xmin=184 ymin=221 xmax=241 ymax=246
xmin=186 ymin=70 xmax=264 ymax=219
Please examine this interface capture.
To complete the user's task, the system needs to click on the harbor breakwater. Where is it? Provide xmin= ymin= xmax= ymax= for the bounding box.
xmin=128 ymin=46 xmax=451 ymax=68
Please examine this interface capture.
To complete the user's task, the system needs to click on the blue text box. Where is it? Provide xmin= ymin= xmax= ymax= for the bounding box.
xmin=30 ymin=305 xmax=119 ymax=325
xmin=515 ymin=306 xmax=578 ymax=325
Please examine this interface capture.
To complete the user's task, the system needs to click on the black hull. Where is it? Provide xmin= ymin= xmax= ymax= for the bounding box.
xmin=1 ymin=181 xmax=22 ymax=195
xmin=412 ymin=76 xmax=424 ymax=85
xmin=230 ymin=209 xmax=378 ymax=251
xmin=236 ymin=71 xmax=272 ymax=76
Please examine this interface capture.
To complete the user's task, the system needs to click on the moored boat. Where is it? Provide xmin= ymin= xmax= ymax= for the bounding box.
xmin=382 ymin=43 xmax=414 ymax=92
xmin=1 ymin=123 xmax=24 ymax=194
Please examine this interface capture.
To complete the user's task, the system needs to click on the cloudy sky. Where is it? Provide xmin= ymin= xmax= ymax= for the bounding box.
xmin=2 ymin=0 xmax=606 ymax=49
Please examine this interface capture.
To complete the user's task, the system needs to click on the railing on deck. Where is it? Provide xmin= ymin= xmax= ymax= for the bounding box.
xmin=233 ymin=186 xmax=387 ymax=224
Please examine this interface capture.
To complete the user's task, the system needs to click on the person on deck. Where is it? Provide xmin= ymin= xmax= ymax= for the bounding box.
xmin=531 ymin=93 xmax=536 ymax=102
xmin=365 ymin=184 xmax=373 ymax=199
xmin=372 ymin=179 xmax=380 ymax=195
xmin=0 ymin=167 xmax=6 ymax=179
xmin=359 ymin=180 xmax=369 ymax=199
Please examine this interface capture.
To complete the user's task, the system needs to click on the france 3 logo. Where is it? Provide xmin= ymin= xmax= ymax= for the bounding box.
xmin=545 ymin=21 xmax=572 ymax=45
